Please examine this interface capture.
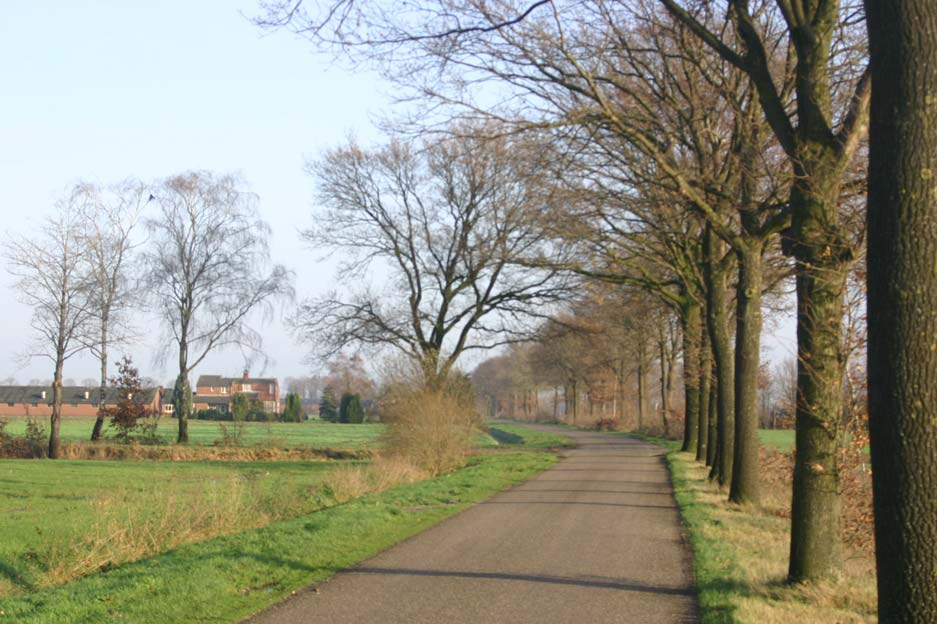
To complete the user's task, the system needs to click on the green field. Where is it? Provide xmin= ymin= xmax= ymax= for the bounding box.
xmin=758 ymin=428 xmax=795 ymax=452
xmin=0 ymin=420 xmax=569 ymax=606
xmin=1 ymin=416 xmax=385 ymax=449
xmin=0 ymin=459 xmax=340 ymax=597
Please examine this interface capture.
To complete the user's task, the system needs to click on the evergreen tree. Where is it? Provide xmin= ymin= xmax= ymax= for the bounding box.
xmin=283 ymin=392 xmax=303 ymax=422
xmin=319 ymin=385 xmax=338 ymax=422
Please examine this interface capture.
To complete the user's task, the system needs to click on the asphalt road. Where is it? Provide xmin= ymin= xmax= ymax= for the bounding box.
xmin=245 ymin=426 xmax=699 ymax=624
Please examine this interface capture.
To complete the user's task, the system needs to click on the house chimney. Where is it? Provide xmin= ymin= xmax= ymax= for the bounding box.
xmin=243 ymin=370 xmax=249 ymax=381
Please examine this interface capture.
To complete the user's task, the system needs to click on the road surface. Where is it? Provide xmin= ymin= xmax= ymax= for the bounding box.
xmin=245 ymin=426 xmax=698 ymax=624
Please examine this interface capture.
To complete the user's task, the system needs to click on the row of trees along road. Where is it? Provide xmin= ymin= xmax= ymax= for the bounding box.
xmin=5 ymin=171 xmax=293 ymax=454
xmin=259 ymin=0 xmax=937 ymax=618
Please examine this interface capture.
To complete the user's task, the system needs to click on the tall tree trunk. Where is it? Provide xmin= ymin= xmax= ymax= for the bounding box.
xmin=707 ymin=372 xmax=718 ymax=468
xmin=697 ymin=318 xmax=712 ymax=463
xmin=659 ymin=325 xmax=670 ymax=438
xmin=866 ymin=4 xmax=937 ymax=619
xmin=704 ymin=226 xmax=735 ymax=487
xmin=730 ymin=245 xmax=764 ymax=504
xmin=787 ymin=175 xmax=851 ymax=582
xmin=680 ymin=302 xmax=702 ymax=453
xmin=552 ymin=386 xmax=559 ymax=421
xmin=91 ymin=322 xmax=108 ymax=442
xmin=637 ymin=349 xmax=647 ymax=432
xmin=49 ymin=354 xmax=64 ymax=459
xmin=617 ymin=358 xmax=627 ymax=422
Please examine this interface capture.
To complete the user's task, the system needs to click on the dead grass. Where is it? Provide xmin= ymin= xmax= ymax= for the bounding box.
xmin=672 ymin=449 xmax=877 ymax=623
xmin=36 ymin=454 xmax=428 ymax=590
xmin=323 ymin=455 xmax=429 ymax=504
xmin=55 ymin=441 xmax=370 ymax=462
xmin=43 ymin=476 xmax=277 ymax=587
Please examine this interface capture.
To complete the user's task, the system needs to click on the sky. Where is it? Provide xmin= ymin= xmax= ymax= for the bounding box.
xmin=0 ymin=2 xmax=797 ymax=388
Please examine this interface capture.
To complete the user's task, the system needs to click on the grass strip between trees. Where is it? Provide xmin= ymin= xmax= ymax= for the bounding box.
xmin=0 ymin=452 xmax=555 ymax=624
xmin=664 ymin=445 xmax=876 ymax=624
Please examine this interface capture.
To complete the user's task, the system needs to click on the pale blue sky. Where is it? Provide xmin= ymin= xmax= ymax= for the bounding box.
xmin=0 ymin=1 xmax=386 ymax=384
xmin=0 ymin=2 xmax=797 ymax=387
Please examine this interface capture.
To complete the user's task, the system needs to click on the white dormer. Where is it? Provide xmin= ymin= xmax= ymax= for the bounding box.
xmin=41 ymin=390 xmax=46 ymax=400
xmin=84 ymin=391 xmax=90 ymax=399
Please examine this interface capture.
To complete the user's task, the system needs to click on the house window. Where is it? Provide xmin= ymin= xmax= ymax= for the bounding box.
xmin=31 ymin=403 xmax=38 ymax=407
xmin=6 ymin=402 xmax=13 ymax=407
xmin=71 ymin=402 xmax=78 ymax=407
xmin=209 ymin=386 xmax=214 ymax=393
xmin=221 ymin=387 xmax=227 ymax=394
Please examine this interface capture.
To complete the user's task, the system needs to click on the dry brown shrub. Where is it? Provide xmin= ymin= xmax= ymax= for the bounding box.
xmin=382 ymin=386 xmax=480 ymax=476
xmin=323 ymin=455 xmax=428 ymax=504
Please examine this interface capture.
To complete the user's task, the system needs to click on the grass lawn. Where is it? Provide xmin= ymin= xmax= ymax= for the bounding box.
xmin=666 ymin=446 xmax=876 ymax=623
xmin=0 ymin=452 xmax=556 ymax=623
xmin=758 ymin=429 xmax=795 ymax=452
xmin=0 ymin=459 xmax=341 ymax=597
xmin=1 ymin=416 xmax=385 ymax=449
xmin=484 ymin=423 xmax=575 ymax=449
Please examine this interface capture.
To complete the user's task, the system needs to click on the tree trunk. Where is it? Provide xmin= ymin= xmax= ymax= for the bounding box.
xmin=659 ymin=327 xmax=669 ymax=437
xmin=730 ymin=245 xmax=764 ymax=504
xmin=704 ymin=226 xmax=734 ymax=487
xmin=637 ymin=353 xmax=647 ymax=432
xmin=787 ymin=177 xmax=850 ymax=582
xmin=707 ymin=372 xmax=718 ymax=468
xmin=172 ymin=373 xmax=191 ymax=444
xmin=91 ymin=323 xmax=108 ymax=442
xmin=552 ymin=386 xmax=559 ymax=420
xmin=866 ymin=4 xmax=937 ymax=619
xmin=697 ymin=314 xmax=712 ymax=463
xmin=49 ymin=354 xmax=64 ymax=459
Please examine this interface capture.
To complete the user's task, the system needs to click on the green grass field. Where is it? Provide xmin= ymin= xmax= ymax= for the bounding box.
xmin=0 ymin=420 xmax=569 ymax=606
xmin=1 ymin=416 xmax=385 ymax=449
xmin=0 ymin=459 xmax=340 ymax=597
xmin=758 ymin=428 xmax=795 ymax=452
xmin=0 ymin=452 xmax=556 ymax=623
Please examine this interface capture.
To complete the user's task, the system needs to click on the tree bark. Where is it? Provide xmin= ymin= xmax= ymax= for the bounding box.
xmin=865 ymin=3 xmax=937 ymax=620
xmin=787 ymin=177 xmax=850 ymax=582
xmin=637 ymin=350 xmax=647 ymax=432
xmin=704 ymin=227 xmax=734 ymax=487
xmin=730 ymin=245 xmax=764 ymax=504
xmin=49 ymin=355 xmax=64 ymax=459
xmin=697 ymin=316 xmax=712 ymax=463
xmin=90 ymin=321 xmax=108 ymax=442
xmin=680 ymin=302 xmax=702 ymax=454
xmin=707 ymin=378 xmax=718 ymax=468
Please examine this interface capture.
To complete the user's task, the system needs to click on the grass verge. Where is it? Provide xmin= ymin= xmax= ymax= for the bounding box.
xmin=483 ymin=423 xmax=575 ymax=449
xmin=666 ymin=448 xmax=876 ymax=624
xmin=0 ymin=452 xmax=555 ymax=623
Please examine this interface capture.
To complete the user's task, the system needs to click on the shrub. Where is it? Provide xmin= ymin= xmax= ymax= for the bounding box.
xmin=0 ymin=418 xmax=48 ymax=458
xmin=593 ymin=417 xmax=620 ymax=431
xmin=104 ymin=356 xmax=158 ymax=443
xmin=382 ymin=385 xmax=480 ymax=476
xmin=195 ymin=408 xmax=229 ymax=421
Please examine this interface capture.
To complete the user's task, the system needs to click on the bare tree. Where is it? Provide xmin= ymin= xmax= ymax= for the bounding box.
xmin=5 ymin=190 xmax=95 ymax=458
xmin=292 ymin=129 xmax=572 ymax=388
xmin=143 ymin=171 xmax=293 ymax=443
xmin=77 ymin=180 xmax=148 ymax=441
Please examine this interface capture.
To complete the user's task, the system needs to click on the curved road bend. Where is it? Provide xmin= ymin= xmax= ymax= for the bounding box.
xmin=245 ymin=426 xmax=699 ymax=624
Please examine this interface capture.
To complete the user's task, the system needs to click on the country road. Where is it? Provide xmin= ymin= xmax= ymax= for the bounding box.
xmin=245 ymin=426 xmax=699 ymax=624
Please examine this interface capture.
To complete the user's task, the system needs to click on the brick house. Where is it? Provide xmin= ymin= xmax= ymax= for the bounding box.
xmin=0 ymin=385 xmax=163 ymax=418
xmin=194 ymin=371 xmax=280 ymax=416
